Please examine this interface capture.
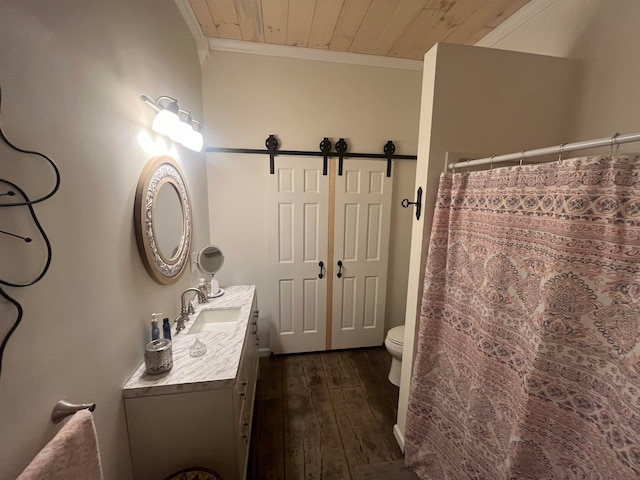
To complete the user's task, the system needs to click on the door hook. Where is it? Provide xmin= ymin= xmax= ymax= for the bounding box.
xmin=318 ymin=261 xmax=324 ymax=279
xmin=401 ymin=186 xmax=422 ymax=220
xmin=337 ymin=260 xmax=343 ymax=278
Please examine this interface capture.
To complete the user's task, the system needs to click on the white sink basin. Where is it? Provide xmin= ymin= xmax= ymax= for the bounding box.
xmin=187 ymin=307 xmax=241 ymax=334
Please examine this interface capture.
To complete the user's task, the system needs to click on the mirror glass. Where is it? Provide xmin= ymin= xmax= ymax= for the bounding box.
xmin=196 ymin=245 xmax=225 ymax=275
xmin=153 ymin=182 xmax=184 ymax=260
xmin=134 ymin=155 xmax=192 ymax=285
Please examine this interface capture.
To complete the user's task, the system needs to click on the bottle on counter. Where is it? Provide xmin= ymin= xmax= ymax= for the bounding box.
xmin=151 ymin=313 xmax=161 ymax=341
xmin=162 ymin=317 xmax=172 ymax=340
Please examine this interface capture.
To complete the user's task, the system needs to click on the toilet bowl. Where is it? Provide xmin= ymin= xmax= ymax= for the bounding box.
xmin=384 ymin=325 xmax=405 ymax=387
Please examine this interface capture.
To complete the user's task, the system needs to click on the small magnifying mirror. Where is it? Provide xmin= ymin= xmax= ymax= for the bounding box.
xmin=196 ymin=245 xmax=225 ymax=297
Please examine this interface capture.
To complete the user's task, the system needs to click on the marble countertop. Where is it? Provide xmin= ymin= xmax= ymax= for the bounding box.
xmin=122 ymin=285 xmax=256 ymax=399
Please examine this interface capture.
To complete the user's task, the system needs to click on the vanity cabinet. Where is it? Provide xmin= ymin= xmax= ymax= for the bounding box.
xmin=123 ymin=288 xmax=259 ymax=480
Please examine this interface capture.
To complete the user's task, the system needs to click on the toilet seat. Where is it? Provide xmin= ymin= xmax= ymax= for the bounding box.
xmin=386 ymin=326 xmax=404 ymax=346
xmin=385 ymin=325 xmax=405 ymax=387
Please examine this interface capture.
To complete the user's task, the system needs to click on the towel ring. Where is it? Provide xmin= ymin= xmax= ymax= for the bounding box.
xmin=51 ymin=399 xmax=96 ymax=424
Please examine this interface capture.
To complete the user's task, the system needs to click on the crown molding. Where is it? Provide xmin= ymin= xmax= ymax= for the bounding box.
xmin=207 ymin=38 xmax=424 ymax=71
xmin=476 ymin=0 xmax=554 ymax=47
xmin=174 ymin=0 xmax=422 ymax=70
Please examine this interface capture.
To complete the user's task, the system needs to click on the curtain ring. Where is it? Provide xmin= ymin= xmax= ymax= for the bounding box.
xmin=466 ymin=159 xmax=471 ymax=173
xmin=490 ymin=154 xmax=495 ymax=171
xmin=520 ymin=150 xmax=525 ymax=167
xmin=610 ymin=132 xmax=620 ymax=160
xmin=558 ymin=143 xmax=566 ymax=163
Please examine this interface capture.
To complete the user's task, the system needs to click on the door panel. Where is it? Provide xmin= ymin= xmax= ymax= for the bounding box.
xmin=278 ymin=279 xmax=294 ymax=334
xmin=332 ymin=159 xmax=392 ymax=349
xmin=366 ymin=204 xmax=382 ymax=259
xmin=268 ymin=157 xmax=329 ymax=354
xmin=278 ymin=203 xmax=294 ymax=262
xmin=363 ymin=276 xmax=379 ymax=328
xmin=342 ymin=203 xmax=360 ymax=260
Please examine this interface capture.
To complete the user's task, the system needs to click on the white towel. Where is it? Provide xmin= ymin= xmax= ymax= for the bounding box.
xmin=17 ymin=410 xmax=103 ymax=480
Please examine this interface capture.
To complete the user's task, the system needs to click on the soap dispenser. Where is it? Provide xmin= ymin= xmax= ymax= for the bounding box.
xmin=150 ymin=313 xmax=161 ymax=341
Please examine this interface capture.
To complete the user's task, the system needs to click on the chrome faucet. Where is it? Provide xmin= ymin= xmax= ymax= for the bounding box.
xmin=175 ymin=287 xmax=207 ymax=333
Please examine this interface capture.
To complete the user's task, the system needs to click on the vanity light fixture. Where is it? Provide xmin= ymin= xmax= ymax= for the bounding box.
xmin=140 ymin=95 xmax=204 ymax=152
xmin=182 ymin=121 xmax=204 ymax=152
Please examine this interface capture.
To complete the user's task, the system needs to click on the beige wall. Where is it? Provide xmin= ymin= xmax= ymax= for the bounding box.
xmin=201 ymin=50 xmax=421 ymax=350
xmin=490 ymin=0 xmax=640 ymax=147
xmin=0 ymin=2 xmax=208 ymax=479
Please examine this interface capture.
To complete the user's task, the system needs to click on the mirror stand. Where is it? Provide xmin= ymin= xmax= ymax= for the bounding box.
xmin=196 ymin=245 xmax=225 ymax=297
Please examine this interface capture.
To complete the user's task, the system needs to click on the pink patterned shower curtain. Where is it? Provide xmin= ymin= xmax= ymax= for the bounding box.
xmin=405 ymin=155 xmax=640 ymax=479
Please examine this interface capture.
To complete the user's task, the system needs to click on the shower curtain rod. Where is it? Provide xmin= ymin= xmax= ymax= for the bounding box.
xmin=448 ymin=132 xmax=640 ymax=170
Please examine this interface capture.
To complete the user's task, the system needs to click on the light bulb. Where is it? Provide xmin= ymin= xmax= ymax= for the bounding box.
xmin=152 ymin=109 xmax=179 ymax=137
xmin=182 ymin=127 xmax=204 ymax=152
xmin=170 ymin=120 xmax=193 ymax=144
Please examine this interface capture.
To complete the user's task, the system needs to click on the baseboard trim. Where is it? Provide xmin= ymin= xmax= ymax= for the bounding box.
xmin=258 ymin=347 xmax=272 ymax=357
xmin=393 ymin=424 xmax=405 ymax=453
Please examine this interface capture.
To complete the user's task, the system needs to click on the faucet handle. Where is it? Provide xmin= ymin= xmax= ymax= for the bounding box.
xmin=198 ymin=278 xmax=209 ymax=301
xmin=187 ymin=303 xmax=195 ymax=315
xmin=199 ymin=290 xmax=208 ymax=303
xmin=174 ymin=314 xmax=185 ymax=332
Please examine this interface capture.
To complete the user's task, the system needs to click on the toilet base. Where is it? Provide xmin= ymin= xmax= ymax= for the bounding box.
xmin=388 ymin=357 xmax=402 ymax=387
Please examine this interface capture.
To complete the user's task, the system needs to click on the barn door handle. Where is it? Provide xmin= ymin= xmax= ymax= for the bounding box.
xmin=318 ymin=261 xmax=324 ymax=279
xmin=337 ymin=260 xmax=343 ymax=278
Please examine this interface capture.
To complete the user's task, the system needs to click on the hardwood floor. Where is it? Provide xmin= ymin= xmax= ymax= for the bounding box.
xmin=247 ymin=347 xmax=405 ymax=479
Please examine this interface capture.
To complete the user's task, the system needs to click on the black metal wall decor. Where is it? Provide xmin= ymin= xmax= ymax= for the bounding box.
xmin=0 ymin=85 xmax=60 ymax=382
xmin=401 ymin=186 xmax=423 ymax=220
xmin=206 ymin=134 xmax=417 ymax=177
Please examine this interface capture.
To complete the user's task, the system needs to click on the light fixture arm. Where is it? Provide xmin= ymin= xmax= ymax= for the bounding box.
xmin=177 ymin=109 xmax=193 ymax=123
xmin=140 ymin=95 xmax=179 ymax=112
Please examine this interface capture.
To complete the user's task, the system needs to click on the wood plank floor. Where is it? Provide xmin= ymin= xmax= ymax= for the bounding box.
xmin=247 ymin=347 xmax=409 ymax=480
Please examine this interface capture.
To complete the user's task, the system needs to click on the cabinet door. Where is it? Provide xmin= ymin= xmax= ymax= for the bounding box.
xmin=268 ymin=157 xmax=329 ymax=354
xmin=235 ymin=296 xmax=259 ymax=479
xmin=125 ymin=390 xmax=235 ymax=480
xmin=331 ymin=159 xmax=392 ymax=349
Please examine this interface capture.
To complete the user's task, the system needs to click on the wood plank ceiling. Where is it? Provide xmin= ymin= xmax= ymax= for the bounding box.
xmin=187 ymin=0 xmax=531 ymax=60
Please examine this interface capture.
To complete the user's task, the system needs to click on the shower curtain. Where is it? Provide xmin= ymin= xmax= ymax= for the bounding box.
xmin=405 ymin=155 xmax=640 ymax=480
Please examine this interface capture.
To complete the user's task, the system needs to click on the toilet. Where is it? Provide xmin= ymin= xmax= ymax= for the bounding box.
xmin=384 ymin=325 xmax=405 ymax=387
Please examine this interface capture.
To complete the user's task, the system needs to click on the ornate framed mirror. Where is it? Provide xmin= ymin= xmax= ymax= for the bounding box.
xmin=134 ymin=155 xmax=192 ymax=285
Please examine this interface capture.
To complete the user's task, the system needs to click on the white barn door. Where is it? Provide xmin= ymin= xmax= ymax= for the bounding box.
xmin=268 ymin=157 xmax=329 ymax=354
xmin=268 ymin=157 xmax=392 ymax=354
xmin=331 ymin=159 xmax=392 ymax=349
